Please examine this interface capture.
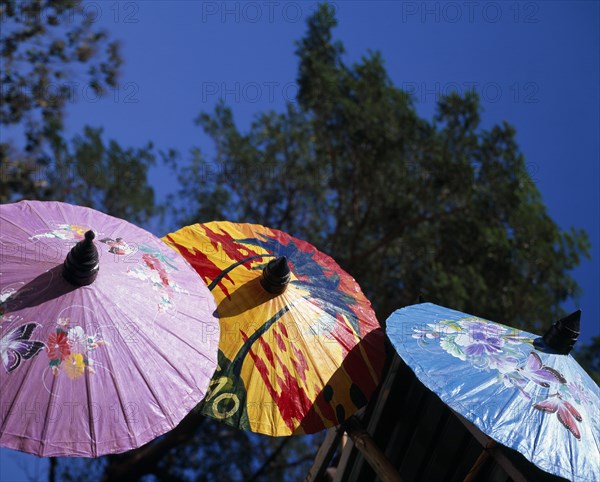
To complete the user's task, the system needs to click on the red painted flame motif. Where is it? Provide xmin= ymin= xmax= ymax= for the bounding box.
xmin=242 ymin=325 xmax=316 ymax=432
xmin=163 ymin=222 xmax=385 ymax=434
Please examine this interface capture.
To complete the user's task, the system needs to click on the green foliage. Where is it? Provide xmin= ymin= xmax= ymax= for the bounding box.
xmin=0 ymin=142 xmax=54 ymax=202
xmin=1 ymin=126 xmax=157 ymax=224
xmin=1 ymin=0 xmax=122 ymax=151
xmin=574 ymin=336 xmax=600 ymax=385
xmin=49 ymin=126 xmax=157 ymax=224
xmin=175 ymin=4 xmax=590 ymax=337
xmin=0 ymin=1 xmax=156 ymax=225
xmin=55 ymin=416 xmax=323 ymax=482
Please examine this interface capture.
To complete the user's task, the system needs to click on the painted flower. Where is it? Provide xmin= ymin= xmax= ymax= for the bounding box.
xmin=70 ymin=225 xmax=87 ymax=240
xmin=30 ymin=224 xmax=88 ymax=241
xmin=567 ymin=377 xmax=595 ymax=405
xmin=99 ymin=237 xmax=134 ymax=256
xmin=535 ymin=394 xmax=583 ymax=440
xmin=142 ymin=253 xmax=171 ymax=287
xmin=63 ymin=353 xmax=86 ymax=379
xmin=412 ymin=328 xmax=441 ymax=342
xmin=460 ymin=318 xmax=506 ymax=334
xmin=454 ymin=327 xmax=504 ymax=357
xmin=46 ymin=317 xmax=106 ymax=378
xmin=68 ymin=326 xmax=87 ymax=352
xmin=502 ymin=370 xmax=532 ymax=399
xmin=57 ymin=317 xmax=70 ymax=328
xmin=87 ymin=335 xmax=106 ymax=350
xmin=413 ymin=321 xmax=459 ymax=342
xmin=158 ymin=295 xmax=174 ymax=312
xmin=439 ymin=334 xmax=465 ymax=360
xmin=85 ymin=357 xmax=96 ymax=374
xmin=47 ymin=331 xmax=70 ymax=360
xmin=128 ymin=259 xmax=181 ymax=313
xmin=487 ymin=353 xmax=520 ymax=374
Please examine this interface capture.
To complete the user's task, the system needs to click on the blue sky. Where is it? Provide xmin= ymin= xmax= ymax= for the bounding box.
xmin=2 ymin=1 xmax=599 ymax=480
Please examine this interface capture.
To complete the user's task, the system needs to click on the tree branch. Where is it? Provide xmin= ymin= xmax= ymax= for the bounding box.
xmin=245 ymin=438 xmax=292 ymax=482
xmin=101 ymin=409 xmax=205 ymax=482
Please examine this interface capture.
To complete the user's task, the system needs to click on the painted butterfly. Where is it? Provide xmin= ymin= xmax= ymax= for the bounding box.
xmin=535 ymin=395 xmax=583 ymax=440
xmin=518 ymin=351 xmax=566 ymax=387
xmin=0 ymin=323 xmax=45 ymax=373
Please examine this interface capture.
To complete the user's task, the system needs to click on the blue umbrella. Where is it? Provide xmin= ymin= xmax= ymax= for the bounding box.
xmin=386 ymin=303 xmax=599 ymax=482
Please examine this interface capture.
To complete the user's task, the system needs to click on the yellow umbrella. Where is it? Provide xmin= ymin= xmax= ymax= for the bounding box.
xmin=162 ymin=221 xmax=385 ymax=436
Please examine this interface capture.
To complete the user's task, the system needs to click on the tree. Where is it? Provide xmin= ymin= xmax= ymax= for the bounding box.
xmin=0 ymin=0 xmax=157 ymax=224
xmin=176 ymin=5 xmax=589 ymax=334
xmin=55 ymin=413 xmax=322 ymax=482
xmin=1 ymin=0 xmax=121 ymax=152
xmin=1 ymin=126 xmax=157 ymax=224
xmin=48 ymin=126 xmax=157 ymax=224
xmin=574 ymin=336 xmax=600 ymax=385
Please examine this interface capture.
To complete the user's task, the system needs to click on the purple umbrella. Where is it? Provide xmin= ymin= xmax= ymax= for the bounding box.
xmin=0 ymin=200 xmax=219 ymax=457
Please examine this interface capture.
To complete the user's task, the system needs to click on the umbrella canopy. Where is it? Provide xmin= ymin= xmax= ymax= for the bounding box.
xmin=162 ymin=221 xmax=385 ymax=436
xmin=386 ymin=302 xmax=599 ymax=482
xmin=0 ymin=200 xmax=219 ymax=457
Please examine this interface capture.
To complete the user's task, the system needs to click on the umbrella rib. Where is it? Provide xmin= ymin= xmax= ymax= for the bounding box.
xmin=107 ymin=305 xmax=206 ymax=432
xmin=297 ymin=282 xmax=363 ymax=339
xmin=126 ymin=353 xmax=177 ymax=428
xmin=293 ymin=295 xmax=342 ymax=379
xmin=158 ymin=309 xmax=218 ymax=366
xmin=291 ymin=300 xmax=340 ymax=416
xmin=84 ymin=291 xmax=140 ymax=449
xmin=95 ymin=324 xmax=139 ymax=449
xmin=271 ymin=295 xmax=316 ymax=430
xmin=0 ymin=215 xmax=37 ymax=239
xmin=93 ymin=286 xmax=190 ymax=384
xmin=84 ymin=369 xmax=97 ymax=456
xmin=94 ymin=292 xmax=177 ymax=427
xmin=91 ymin=260 xmax=218 ymax=440
xmin=124 ymin=315 xmax=200 ymax=399
xmin=241 ymin=303 xmax=322 ymax=434
xmin=52 ymin=202 xmax=71 ymax=230
xmin=284 ymin=292 xmax=363 ymax=428
xmin=33 ymin=200 xmax=72 ymax=234
xmin=102 ymin=319 xmax=177 ymax=447
xmin=529 ymin=408 xmax=548 ymax=471
xmin=39 ymin=367 xmax=59 ymax=456
xmin=295 ymin=283 xmax=381 ymax=393
xmin=0 ymin=319 xmax=50 ymax=437
xmin=79 ymin=287 xmax=99 ymax=457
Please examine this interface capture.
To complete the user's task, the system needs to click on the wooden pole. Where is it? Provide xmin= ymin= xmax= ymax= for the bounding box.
xmin=343 ymin=415 xmax=404 ymax=482
xmin=463 ymin=440 xmax=496 ymax=482
xmin=452 ymin=411 xmax=527 ymax=482
xmin=304 ymin=427 xmax=345 ymax=482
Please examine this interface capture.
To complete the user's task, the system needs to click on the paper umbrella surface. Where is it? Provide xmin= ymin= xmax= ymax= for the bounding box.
xmin=162 ymin=221 xmax=386 ymax=436
xmin=386 ymin=303 xmax=599 ymax=482
xmin=0 ymin=201 xmax=219 ymax=457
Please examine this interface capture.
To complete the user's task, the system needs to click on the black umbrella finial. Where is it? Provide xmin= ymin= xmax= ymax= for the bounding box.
xmin=541 ymin=310 xmax=581 ymax=355
xmin=63 ymin=230 xmax=99 ymax=286
xmin=260 ymin=256 xmax=291 ymax=295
